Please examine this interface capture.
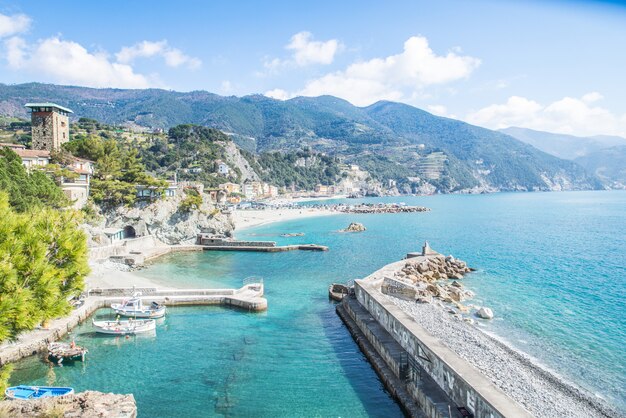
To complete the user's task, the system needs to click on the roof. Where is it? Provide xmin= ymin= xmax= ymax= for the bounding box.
xmin=13 ymin=149 xmax=51 ymax=159
xmin=0 ymin=142 xmax=26 ymax=149
xmin=103 ymin=227 xmax=124 ymax=235
xmin=25 ymin=103 xmax=73 ymax=114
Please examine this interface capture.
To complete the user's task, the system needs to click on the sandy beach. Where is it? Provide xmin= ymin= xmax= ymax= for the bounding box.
xmin=231 ymin=207 xmax=338 ymax=232
xmin=85 ymin=261 xmax=171 ymax=289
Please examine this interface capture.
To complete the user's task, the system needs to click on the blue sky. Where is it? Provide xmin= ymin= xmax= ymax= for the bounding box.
xmin=0 ymin=0 xmax=625 ymax=136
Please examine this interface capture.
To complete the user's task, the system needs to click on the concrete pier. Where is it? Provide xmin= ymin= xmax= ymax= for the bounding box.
xmin=200 ymin=243 xmax=328 ymax=252
xmin=0 ymin=283 xmax=266 ymax=366
xmin=337 ymin=256 xmax=532 ymax=418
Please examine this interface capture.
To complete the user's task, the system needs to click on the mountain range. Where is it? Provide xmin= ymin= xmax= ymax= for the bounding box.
xmin=0 ymin=82 xmax=603 ymax=193
xmin=502 ymin=127 xmax=626 ymax=187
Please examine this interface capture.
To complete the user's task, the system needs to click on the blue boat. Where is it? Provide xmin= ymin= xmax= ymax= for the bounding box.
xmin=4 ymin=385 xmax=74 ymax=400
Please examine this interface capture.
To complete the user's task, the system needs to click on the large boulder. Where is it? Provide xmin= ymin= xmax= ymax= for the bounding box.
xmin=476 ymin=306 xmax=494 ymax=319
xmin=342 ymin=222 xmax=367 ymax=232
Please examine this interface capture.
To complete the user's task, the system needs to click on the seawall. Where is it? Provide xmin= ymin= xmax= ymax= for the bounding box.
xmin=339 ymin=256 xmax=532 ymax=418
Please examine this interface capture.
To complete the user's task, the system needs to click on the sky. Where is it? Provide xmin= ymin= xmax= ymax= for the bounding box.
xmin=0 ymin=0 xmax=625 ymax=137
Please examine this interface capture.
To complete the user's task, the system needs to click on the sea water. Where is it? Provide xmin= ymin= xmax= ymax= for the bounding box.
xmin=10 ymin=191 xmax=626 ymax=416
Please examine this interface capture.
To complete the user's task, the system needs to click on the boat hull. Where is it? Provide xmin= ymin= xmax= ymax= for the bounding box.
xmin=111 ymin=306 xmax=166 ymax=319
xmin=5 ymin=385 xmax=74 ymax=400
xmin=92 ymin=319 xmax=156 ymax=335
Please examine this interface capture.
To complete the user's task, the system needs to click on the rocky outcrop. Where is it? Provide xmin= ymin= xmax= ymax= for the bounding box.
xmin=0 ymin=391 xmax=136 ymax=417
xmin=383 ymin=252 xmax=476 ymax=306
xmin=342 ymin=222 xmax=366 ymax=232
xmin=222 ymin=141 xmax=260 ymax=182
xmin=86 ymin=190 xmax=235 ymax=246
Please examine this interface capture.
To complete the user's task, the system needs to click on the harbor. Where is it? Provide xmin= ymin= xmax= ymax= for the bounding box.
xmin=0 ymin=282 xmax=266 ymax=367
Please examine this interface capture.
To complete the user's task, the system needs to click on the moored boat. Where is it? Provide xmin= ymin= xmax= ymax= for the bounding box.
xmin=110 ymin=293 xmax=166 ymax=318
xmin=92 ymin=318 xmax=156 ymax=335
xmin=5 ymin=385 xmax=74 ymax=400
xmin=328 ymin=283 xmax=350 ymax=301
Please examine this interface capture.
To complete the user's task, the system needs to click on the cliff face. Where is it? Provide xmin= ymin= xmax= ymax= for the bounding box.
xmin=0 ymin=391 xmax=136 ymax=418
xmin=86 ymin=190 xmax=234 ymax=246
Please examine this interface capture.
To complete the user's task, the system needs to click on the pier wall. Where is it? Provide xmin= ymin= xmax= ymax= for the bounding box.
xmin=350 ymin=259 xmax=531 ymax=418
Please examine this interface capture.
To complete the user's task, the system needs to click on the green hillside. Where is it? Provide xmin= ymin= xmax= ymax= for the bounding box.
xmin=0 ymin=82 xmax=602 ymax=192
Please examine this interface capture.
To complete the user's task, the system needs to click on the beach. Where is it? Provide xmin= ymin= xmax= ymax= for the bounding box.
xmin=231 ymin=206 xmax=336 ymax=231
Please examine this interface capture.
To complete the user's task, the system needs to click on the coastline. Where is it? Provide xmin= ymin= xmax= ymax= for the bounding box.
xmin=231 ymin=207 xmax=338 ymax=232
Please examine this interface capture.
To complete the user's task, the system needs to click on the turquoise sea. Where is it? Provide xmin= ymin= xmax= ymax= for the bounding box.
xmin=10 ymin=191 xmax=626 ymax=416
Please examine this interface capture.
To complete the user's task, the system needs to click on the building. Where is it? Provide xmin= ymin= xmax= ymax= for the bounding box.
xmin=315 ymin=184 xmax=329 ymax=194
xmin=243 ymin=183 xmax=255 ymax=199
xmin=13 ymin=148 xmax=51 ymax=169
xmin=219 ymin=182 xmax=241 ymax=195
xmin=268 ymin=185 xmax=278 ymax=197
xmin=25 ymin=103 xmax=73 ymax=151
xmin=215 ymin=160 xmax=230 ymax=175
xmin=61 ymin=157 xmax=94 ymax=209
xmin=137 ymin=181 xmax=178 ymax=199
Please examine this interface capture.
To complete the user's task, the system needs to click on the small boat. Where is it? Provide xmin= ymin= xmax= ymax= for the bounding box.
xmin=328 ymin=283 xmax=350 ymax=301
xmin=47 ymin=341 xmax=88 ymax=364
xmin=5 ymin=385 xmax=74 ymax=400
xmin=92 ymin=318 xmax=156 ymax=335
xmin=110 ymin=293 xmax=166 ymax=319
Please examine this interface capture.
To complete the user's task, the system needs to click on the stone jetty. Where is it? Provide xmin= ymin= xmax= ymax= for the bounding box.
xmin=310 ymin=202 xmax=430 ymax=214
xmin=336 ymin=243 xmax=618 ymax=418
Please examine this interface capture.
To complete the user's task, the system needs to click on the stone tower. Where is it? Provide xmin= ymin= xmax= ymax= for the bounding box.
xmin=25 ymin=103 xmax=73 ymax=151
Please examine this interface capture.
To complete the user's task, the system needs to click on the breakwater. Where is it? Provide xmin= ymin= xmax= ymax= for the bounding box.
xmin=339 ymin=253 xmax=532 ymax=418
xmin=308 ymin=202 xmax=430 ymax=214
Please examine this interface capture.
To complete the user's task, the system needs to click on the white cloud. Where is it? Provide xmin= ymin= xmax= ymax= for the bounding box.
xmin=263 ymin=31 xmax=341 ymax=71
xmin=220 ymin=80 xmax=233 ymax=94
xmin=4 ymin=36 xmax=155 ymax=88
xmin=265 ymin=88 xmax=293 ymax=101
xmin=427 ymin=105 xmax=448 ymax=116
xmin=287 ymin=31 xmax=340 ymax=66
xmin=466 ymin=93 xmax=626 ymax=137
xmin=267 ymin=35 xmax=480 ymax=106
xmin=0 ymin=13 xmax=31 ymax=38
xmin=116 ymin=40 xmax=201 ymax=69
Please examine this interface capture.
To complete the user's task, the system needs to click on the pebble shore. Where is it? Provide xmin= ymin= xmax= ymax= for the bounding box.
xmin=387 ymin=296 xmax=619 ymax=418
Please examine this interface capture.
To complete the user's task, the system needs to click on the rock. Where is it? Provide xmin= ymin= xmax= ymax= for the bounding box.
xmin=451 ymin=280 xmax=463 ymax=288
xmin=416 ymin=295 xmax=432 ymax=304
xmin=455 ymin=303 xmax=470 ymax=313
xmin=452 ymin=272 xmax=464 ymax=280
xmin=476 ymin=307 xmax=494 ymax=319
xmin=342 ymin=222 xmax=366 ymax=232
xmin=0 ymin=391 xmax=137 ymax=417
xmin=447 ymin=286 xmax=464 ymax=302
xmin=463 ymin=317 xmax=475 ymax=325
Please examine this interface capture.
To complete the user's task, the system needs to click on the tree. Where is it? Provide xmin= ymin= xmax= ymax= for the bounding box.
xmin=0 ymin=148 xmax=68 ymax=212
xmin=63 ymin=135 xmax=167 ymax=207
xmin=0 ymin=191 xmax=89 ymax=342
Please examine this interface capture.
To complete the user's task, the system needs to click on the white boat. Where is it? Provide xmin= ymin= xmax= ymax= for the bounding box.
xmin=110 ymin=293 xmax=166 ymax=319
xmin=92 ymin=318 xmax=156 ymax=335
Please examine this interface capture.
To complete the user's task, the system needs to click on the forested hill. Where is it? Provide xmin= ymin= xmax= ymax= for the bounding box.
xmin=0 ymin=82 xmax=602 ymax=192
